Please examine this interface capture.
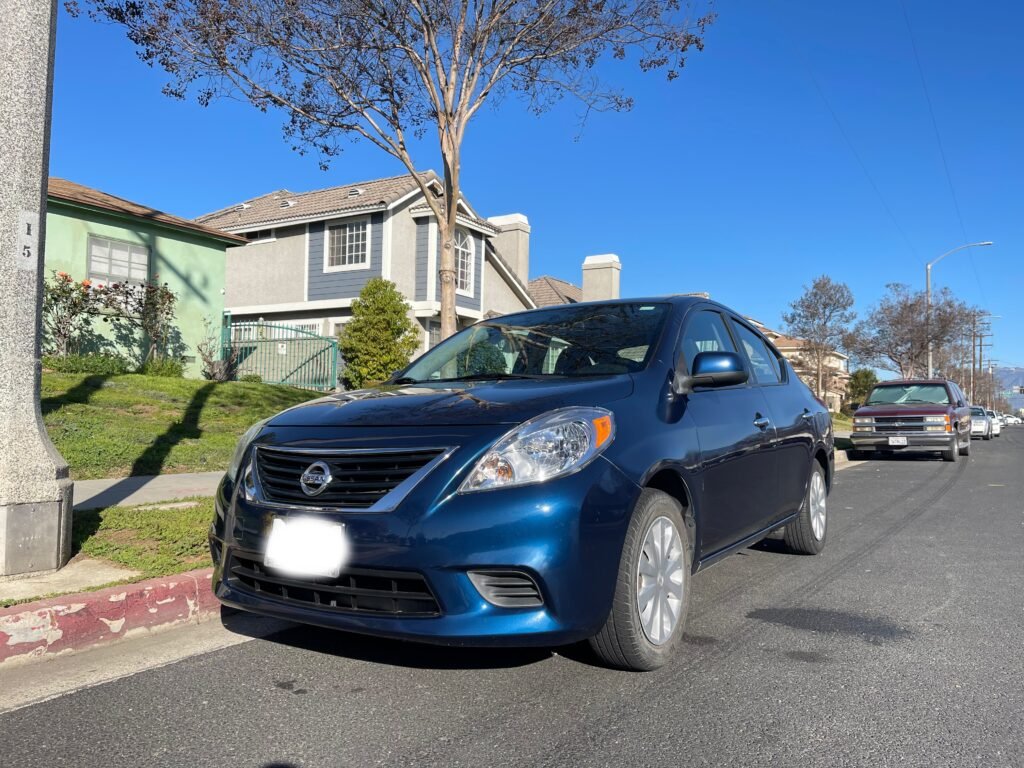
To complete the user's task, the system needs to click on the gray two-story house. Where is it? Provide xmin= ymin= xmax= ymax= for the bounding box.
xmin=196 ymin=171 xmax=536 ymax=351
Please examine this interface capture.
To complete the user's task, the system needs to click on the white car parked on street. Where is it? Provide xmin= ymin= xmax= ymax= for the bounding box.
xmin=970 ymin=407 xmax=992 ymax=440
xmin=986 ymin=410 xmax=1001 ymax=437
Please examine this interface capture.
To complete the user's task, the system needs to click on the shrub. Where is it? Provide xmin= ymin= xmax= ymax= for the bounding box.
xmin=337 ymin=278 xmax=419 ymax=389
xmin=238 ymin=373 xmax=263 ymax=384
xmin=138 ymin=357 xmax=185 ymax=378
xmin=42 ymin=352 xmax=132 ymax=375
xmin=42 ymin=271 xmax=99 ymax=356
xmin=197 ymin=318 xmax=239 ymax=381
xmin=95 ymin=278 xmax=179 ymax=364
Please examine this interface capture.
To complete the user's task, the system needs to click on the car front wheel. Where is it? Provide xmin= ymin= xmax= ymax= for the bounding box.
xmin=589 ymin=488 xmax=690 ymax=671
xmin=784 ymin=461 xmax=828 ymax=555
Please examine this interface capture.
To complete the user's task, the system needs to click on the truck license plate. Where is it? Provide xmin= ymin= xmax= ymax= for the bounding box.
xmin=888 ymin=436 xmax=908 ymax=446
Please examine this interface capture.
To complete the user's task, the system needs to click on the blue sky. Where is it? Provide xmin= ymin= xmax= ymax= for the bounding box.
xmin=50 ymin=1 xmax=1024 ymax=368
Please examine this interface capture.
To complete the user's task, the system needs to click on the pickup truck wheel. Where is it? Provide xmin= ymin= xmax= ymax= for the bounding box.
xmin=958 ymin=435 xmax=971 ymax=456
xmin=784 ymin=462 xmax=827 ymax=555
xmin=942 ymin=437 xmax=959 ymax=462
xmin=589 ymin=489 xmax=690 ymax=671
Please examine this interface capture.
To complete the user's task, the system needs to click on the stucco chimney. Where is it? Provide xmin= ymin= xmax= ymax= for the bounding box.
xmin=582 ymin=254 xmax=621 ymax=301
xmin=487 ymin=213 xmax=530 ymax=283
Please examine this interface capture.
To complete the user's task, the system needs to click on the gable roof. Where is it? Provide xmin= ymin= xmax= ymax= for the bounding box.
xmin=528 ymin=275 xmax=582 ymax=307
xmin=48 ymin=178 xmax=245 ymax=245
xmin=196 ymin=171 xmax=441 ymax=232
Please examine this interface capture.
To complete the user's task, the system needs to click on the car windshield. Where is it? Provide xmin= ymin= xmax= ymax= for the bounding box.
xmin=971 ymin=407 xmax=986 ymax=416
xmin=398 ymin=303 xmax=670 ymax=383
xmin=865 ymin=383 xmax=950 ymax=406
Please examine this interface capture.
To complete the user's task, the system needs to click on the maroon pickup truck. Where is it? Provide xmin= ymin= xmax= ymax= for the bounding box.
xmin=849 ymin=378 xmax=972 ymax=462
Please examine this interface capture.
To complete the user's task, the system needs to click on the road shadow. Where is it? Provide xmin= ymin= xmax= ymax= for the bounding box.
xmin=746 ymin=607 xmax=913 ymax=644
xmin=220 ymin=608 xmax=554 ymax=671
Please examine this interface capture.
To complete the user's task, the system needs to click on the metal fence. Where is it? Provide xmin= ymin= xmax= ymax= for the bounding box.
xmin=224 ymin=320 xmax=338 ymax=392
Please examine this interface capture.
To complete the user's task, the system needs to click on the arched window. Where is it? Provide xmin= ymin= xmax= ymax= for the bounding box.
xmin=454 ymin=229 xmax=473 ymax=295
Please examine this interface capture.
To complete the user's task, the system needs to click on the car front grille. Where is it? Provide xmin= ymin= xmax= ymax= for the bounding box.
xmin=254 ymin=446 xmax=446 ymax=509
xmin=228 ymin=551 xmax=441 ymax=616
xmin=866 ymin=416 xmax=928 ymax=434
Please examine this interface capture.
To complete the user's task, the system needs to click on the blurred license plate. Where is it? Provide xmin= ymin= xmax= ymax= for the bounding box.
xmin=888 ymin=436 xmax=908 ymax=446
xmin=264 ymin=517 xmax=348 ymax=578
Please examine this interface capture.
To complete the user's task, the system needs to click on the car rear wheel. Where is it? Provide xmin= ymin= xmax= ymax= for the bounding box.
xmin=784 ymin=462 xmax=827 ymax=555
xmin=983 ymin=429 xmax=992 ymax=441
xmin=589 ymin=488 xmax=690 ymax=671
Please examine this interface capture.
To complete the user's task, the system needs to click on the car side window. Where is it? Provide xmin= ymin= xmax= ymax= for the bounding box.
xmin=733 ymin=322 xmax=781 ymax=385
xmin=680 ymin=310 xmax=737 ymax=373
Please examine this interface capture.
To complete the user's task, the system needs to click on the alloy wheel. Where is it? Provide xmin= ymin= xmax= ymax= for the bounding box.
xmin=810 ymin=470 xmax=827 ymax=540
xmin=636 ymin=516 xmax=685 ymax=645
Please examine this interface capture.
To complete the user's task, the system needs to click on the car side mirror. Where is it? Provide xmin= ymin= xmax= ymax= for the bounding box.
xmin=674 ymin=351 xmax=748 ymax=394
xmin=850 ymin=402 xmax=861 ymax=411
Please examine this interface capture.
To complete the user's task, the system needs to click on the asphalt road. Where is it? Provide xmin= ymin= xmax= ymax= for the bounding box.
xmin=3 ymin=432 xmax=1023 ymax=768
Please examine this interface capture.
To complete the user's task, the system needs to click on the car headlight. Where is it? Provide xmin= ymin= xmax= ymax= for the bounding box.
xmin=459 ymin=407 xmax=615 ymax=493
xmin=227 ymin=419 xmax=268 ymax=482
xmin=853 ymin=417 xmax=872 ymax=425
xmin=922 ymin=415 xmax=948 ymax=424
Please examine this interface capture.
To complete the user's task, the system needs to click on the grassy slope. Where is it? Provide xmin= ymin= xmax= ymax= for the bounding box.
xmin=42 ymin=373 xmax=319 ymax=480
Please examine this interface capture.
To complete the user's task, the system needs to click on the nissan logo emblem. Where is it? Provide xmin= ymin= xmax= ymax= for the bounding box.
xmin=299 ymin=461 xmax=332 ymax=497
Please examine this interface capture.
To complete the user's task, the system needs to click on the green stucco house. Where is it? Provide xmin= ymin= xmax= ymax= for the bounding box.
xmin=45 ymin=178 xmax=244 ymax=377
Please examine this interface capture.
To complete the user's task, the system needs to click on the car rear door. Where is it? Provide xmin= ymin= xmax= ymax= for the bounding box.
xmin=731 ymin=319 xmax=816 ymax=521
xmin=678 ymin=308 xmax=779 ymax=556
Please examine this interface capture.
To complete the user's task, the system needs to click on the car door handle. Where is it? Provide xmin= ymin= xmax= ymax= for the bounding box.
xmin=753 ymin=417 xmax=771 ymax=431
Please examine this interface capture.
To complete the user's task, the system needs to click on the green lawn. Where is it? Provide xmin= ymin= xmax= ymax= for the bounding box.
xmin=42 ymin=373 xmax=319 ymax=480
xmin=72 ymin=497 xmax=216 ymax=577
xmin=830 ymin=412 xmax=853 ymax=432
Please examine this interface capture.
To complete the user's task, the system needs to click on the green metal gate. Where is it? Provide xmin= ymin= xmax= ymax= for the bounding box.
xmin=224 ymin=320 xmax=339 ymax=392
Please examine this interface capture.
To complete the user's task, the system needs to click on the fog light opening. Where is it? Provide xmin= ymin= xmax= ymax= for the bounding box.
xmin=468 ymin=570 xmax=544 ymax=608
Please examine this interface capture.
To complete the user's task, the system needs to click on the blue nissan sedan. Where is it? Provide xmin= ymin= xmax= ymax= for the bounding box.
xmin=211 ymin=297 xmax=833 ymax=670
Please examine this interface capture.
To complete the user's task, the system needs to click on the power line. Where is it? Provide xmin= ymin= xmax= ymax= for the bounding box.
xmin=899 ymin=0 xmax=988 ymax=302
xmin=798 ymin=51 xmax=919 ymax=258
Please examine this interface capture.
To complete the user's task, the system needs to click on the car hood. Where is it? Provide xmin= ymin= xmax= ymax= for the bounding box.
xmin=854 ymin=404 xmax=952 ymax=418
xmin=267 ymin=376 xmax=635 ymax=428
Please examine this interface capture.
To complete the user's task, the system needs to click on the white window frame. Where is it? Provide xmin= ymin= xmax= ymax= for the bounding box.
xmin=454 ymin=228 xmax=474 ymax=297
xmin=86 ymin=234 xmax=150 ymax=286
xmin=323 ymin=216 xmax=371 ymax=273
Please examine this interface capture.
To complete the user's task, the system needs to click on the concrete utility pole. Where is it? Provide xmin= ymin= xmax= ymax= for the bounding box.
xmin=925 ymin=241 xmax=992 ymax=378
xmin=0 ymin=0 xmax=74 ymax=577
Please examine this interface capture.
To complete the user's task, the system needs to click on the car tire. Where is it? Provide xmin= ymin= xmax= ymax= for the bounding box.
xmin=942 ymin=437 xmax=959 ymax=462
xmin=784 ymin=461 xmax=828 ymax=555
xmin=983 ymin=429 xmax=992 ymax=441
xmin=589 ymin=488 xmax=690 ymax=671
xmin=958 ymin=435 xmax=971 ymax=457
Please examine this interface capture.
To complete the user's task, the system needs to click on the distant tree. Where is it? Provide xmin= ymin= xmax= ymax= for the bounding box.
xmin=849 ymin=283 xmax=969 ymax=378
xmin=338 ymin=278 xmax=420 ymax=389
xmin=78 ymin=0 xmax=713 ymax=341
xmin=845 ymin=368 xmax=878 ymax=409
xmin=782 ymin=275 xmax=856 ymax=399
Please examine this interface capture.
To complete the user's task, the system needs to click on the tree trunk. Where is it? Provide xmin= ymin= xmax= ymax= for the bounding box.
xmin=438 ymin=143 xmax=460 ymax=340
xmin=816 ymin=357 xmax=824 ymax=400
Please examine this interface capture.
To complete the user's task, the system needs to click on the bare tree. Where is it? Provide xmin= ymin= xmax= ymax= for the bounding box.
xmin=850 ymin=283 xmax=968 ymax=379
xmin=77 ymin=0 xmax=714 ymax=339
xmin=782 ymin=275 xmax=855 ymax=399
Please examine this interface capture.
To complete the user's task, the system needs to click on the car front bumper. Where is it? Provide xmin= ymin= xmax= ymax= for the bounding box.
xmin=849 ymin=431 xmax=957 ymax=451
xmin=209 ymin=455 xmax=642 ymax=647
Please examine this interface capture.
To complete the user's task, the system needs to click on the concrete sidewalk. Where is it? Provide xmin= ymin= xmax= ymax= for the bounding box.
xmin=74 ymin=471 xmax=223 ymax=510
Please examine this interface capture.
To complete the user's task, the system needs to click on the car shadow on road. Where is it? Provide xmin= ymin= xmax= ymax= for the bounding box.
xmin=220 ymin=607 xmax=556 ymax=670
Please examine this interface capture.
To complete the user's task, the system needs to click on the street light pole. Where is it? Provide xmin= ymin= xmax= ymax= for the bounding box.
xmin=926 ymin=241 xmax=993 ymax=378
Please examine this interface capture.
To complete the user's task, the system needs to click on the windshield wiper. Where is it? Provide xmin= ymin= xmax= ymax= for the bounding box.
xmin=390 ymin=376 xmax=421 ymax=385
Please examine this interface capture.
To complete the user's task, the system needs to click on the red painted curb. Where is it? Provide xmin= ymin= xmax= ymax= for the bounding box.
xmin=0 ymin=567 xmax=218 ymax=666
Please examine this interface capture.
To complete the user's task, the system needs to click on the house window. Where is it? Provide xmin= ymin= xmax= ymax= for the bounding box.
xmin=87 ymin=235 xmax=149 ymax=285
xmin=455 ymin=229 xmax=473 ymax=295
xmin=326 ymin=219 xmax=369 ymax=270
xmin=244 ymin=229 xmax=274 ymax=243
